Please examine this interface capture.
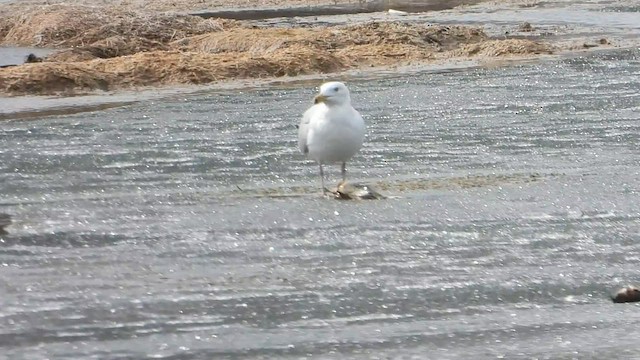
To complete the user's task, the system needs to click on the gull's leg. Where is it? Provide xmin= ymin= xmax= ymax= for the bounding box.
xmin=319 ymin=163 xmax=326 ymax=195
xmin=341 ymin=162 xmax=347 ymax=183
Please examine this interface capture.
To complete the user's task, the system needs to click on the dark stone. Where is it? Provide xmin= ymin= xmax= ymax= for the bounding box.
xmin=25 ymin=53 xmax=43 ymax=63
xmin=0 ymin=213 xmax=11 ymax=235
xmin=611 ymin=286 xmax=640 ymax=303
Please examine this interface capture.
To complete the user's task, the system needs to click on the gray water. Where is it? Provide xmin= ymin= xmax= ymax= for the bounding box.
xmin=2 ymin=48 xmax=640 ymax=359
xmin=0 ymin=47 xmax=55 ymax=67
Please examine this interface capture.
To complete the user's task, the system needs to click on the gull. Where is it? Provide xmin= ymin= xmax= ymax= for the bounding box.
xmin=298 ymin=81 xmax=365 ymax=195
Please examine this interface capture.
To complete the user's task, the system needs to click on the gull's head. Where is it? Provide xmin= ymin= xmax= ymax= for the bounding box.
xmin=314 ymin=81 xmax=351 ymax=106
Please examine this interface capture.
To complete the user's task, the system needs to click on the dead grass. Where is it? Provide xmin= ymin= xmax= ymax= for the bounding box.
xmin=0 ymin=3 xmax=555 ymax=96
xmin=449 ymin=38 xmax=554 ymax=57
xmin=178 ymin=22 xmax=485 ymax=55
xmin=0 ymin=46 xmax=345 ymax=94
xmin=45 ymin=48 xmax=100 ymax=62
xmin=170 ymin=22 xmax=483 ymax=66
xmin=1 ymin=4 xmax=231 ymax=50
xmin=0 ymin=0 xmax=366 ymax=13
xmin=90 ymin=46 xmax=345 ymax=85
xmin=0 ymin=62 xmax=113 ymax=95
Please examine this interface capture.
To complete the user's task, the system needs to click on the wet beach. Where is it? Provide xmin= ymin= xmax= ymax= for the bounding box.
xmin=2 ymin=0 xmax=640 ymax=359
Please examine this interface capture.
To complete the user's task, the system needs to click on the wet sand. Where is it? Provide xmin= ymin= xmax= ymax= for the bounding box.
xmin=2 ymin=47 xmax=640 ymax=358
xmin=226 ymin=173 xmax=545 ymax=199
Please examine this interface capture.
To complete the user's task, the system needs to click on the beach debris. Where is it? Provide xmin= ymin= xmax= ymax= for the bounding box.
xmin=583 ymin=38 xmax=609 ymax=49
xmin=333 ymin=181 xmax=386 ymax=200
xmin=611 ymin=286 xmax=640 ymax=303
xmin=387 ymin=9 xmax=408 ymax=16
xmin=0 ymin=213 xmax=11 ymax=235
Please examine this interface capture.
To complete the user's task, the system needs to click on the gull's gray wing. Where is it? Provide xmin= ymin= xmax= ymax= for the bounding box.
xmin=298 ymin=107 xmax=313 ymax=155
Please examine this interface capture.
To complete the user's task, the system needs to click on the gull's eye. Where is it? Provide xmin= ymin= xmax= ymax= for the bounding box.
xmin=333 ymin=87 xmax=340 ymax=92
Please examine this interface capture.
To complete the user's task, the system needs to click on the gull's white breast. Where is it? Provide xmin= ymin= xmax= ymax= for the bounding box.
xmin=300 ymin=102 xmax=365 ymax=164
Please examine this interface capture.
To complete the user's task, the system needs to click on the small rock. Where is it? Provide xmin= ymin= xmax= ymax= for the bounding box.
xmin=518 ymin=22 xmax=534 ymax=32
xmin=611 ymin=286 xmax=640 ymax=303
xmin=0 ymin=213 xmax=11 ymax=235
xmin=25 ymin=53 xmax=43 ymax=63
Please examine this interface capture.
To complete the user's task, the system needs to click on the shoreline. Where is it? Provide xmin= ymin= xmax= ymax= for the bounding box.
xmin=188 ymin=0 xmax=487 ymax=20
xmin=0 ymin=48 xmax=622 ymax=121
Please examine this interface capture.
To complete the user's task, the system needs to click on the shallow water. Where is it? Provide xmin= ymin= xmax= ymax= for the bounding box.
xmin=2 ymin=46 xmax=640 ymax=359
xmin=0 ymin=47 xmax=55 ymax=67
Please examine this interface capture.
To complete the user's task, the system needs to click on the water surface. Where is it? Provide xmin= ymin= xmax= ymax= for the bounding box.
xmin=1 ymin=47 xmax=640 ymax=359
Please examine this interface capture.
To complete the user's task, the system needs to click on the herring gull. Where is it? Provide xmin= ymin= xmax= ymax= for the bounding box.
xmin=298 ymin=81 xmax=365 ymax=194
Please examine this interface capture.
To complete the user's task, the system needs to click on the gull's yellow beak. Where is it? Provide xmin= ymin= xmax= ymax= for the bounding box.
xmin=314 ymin=94 xmax=328 ymax=104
